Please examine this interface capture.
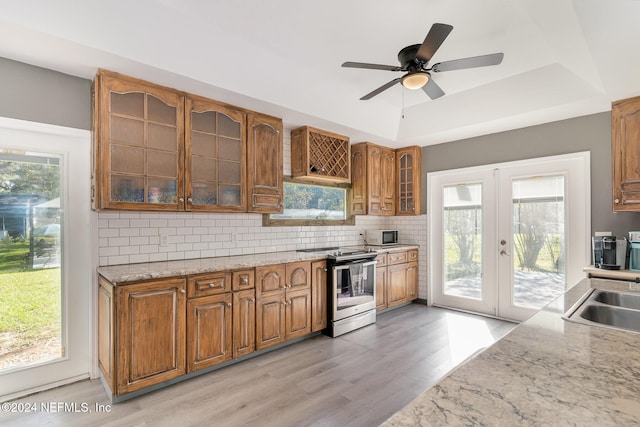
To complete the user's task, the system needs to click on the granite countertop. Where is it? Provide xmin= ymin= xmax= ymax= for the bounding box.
xmin=383 ymin=277 xmax=640 ymax=426
xmin=97 ymin=244 xmax=418 ymax=284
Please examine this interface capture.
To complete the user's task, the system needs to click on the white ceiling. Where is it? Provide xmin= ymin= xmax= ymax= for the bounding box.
xmin=1 ymin=0 xmax=639 ymax=148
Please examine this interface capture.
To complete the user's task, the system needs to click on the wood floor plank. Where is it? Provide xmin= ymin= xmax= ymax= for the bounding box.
xmin=0 ymin=305 xmax=515 ymax=427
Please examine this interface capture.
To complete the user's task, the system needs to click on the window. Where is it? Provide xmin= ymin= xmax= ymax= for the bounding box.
xmin=263 ymin=181 xmax=354 ymax=226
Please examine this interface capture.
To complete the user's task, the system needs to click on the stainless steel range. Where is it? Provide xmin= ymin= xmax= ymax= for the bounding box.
xmin=325 ymin=248 xmax=377 ymax=337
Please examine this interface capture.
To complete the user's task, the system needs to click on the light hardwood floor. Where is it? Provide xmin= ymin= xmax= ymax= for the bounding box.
xmin=0 ymin=305 xmax=516 ymax=427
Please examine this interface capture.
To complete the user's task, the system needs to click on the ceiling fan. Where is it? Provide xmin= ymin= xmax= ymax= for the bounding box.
xmin=342 ymin=23 xmax=504 ymax=101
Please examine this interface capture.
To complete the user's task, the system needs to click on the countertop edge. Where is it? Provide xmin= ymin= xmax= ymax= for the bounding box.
xmin=97 ymin=244 xmax=419 ymax=284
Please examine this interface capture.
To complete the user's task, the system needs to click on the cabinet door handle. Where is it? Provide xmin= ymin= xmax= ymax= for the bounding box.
xmin=251 ymin=298 xmax=256 ymax=302
xmin=615 ymin=198 xmax=620 ymax=204
xmin=240 ymin=277 xmax=249 ymax=285
xmin=179 ymin=289 xmax=186 ymax=294
xmin=281 ymin=301 xmax=287 ymax=306
xmin=226 ymin=302 xmax=232 ymax=307
xmin=187 ymin=197 xmax=193 ymax=204
xmin=179 ymin=197 xmax=185 ymax=203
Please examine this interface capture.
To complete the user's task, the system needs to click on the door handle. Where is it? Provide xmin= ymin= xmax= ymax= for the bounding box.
xmin=500 ymin=250 xmax=510 ymax=256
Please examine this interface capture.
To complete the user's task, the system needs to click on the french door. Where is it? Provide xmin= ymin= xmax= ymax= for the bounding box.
xmin=0 ymin=118 xmax=93 ymax=400
xmin=429 ymin=153 xmax=590 ymax=321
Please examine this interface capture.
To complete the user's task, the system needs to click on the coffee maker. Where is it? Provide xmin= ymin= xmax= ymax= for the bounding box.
xmin=629 ymin=231 xmax=640 ymax=271
xmin=594 ymin=236 xmax=627 ymax=270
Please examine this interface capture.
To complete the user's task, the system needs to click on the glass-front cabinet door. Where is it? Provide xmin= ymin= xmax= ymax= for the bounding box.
xmin=185 ymin=96 xmax=245 ymax=211
xmin=396 ymin=146 xmax=421 ymax=215
xmin=95 ymin=73 xmax=185 ymax=210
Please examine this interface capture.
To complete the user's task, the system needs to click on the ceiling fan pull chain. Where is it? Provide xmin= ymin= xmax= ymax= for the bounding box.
xmin=401 ymin=87 xmax=405 ymax=119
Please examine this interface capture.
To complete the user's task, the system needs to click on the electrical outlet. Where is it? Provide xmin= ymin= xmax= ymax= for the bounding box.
xmin=160 ymin=233 xmax=168 ymax=247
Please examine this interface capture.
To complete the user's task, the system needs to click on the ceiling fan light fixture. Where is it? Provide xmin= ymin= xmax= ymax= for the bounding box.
xmin=401 ymin=72 xmax=429 ymax=90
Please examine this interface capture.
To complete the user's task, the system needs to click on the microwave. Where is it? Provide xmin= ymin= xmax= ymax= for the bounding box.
xmin=366 ymin=229 xmax=399 ymax=246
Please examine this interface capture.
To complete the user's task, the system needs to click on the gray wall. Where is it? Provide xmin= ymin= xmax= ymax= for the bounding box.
xmin=423 ymin=112 xmax=640 ymax=236
xmin=0 ymin=57 xmax=92 ymax=130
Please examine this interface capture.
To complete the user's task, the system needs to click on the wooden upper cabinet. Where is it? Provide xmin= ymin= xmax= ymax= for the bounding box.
xmin=612 ymin=96 xmax=640 ymax=211
xmin=185 ymin=95 xmax=246 ymax=211
xmin=396 ymin=146 xmax=422 ymax=215
xmin=290 ymin=126 xmax=350 ymax=183
xmin=350 ymin=142 xmax=396 ymax=216
xmin=93 ymin=70 xmax=283 ymax=214
xmin=93 ymin=70 xmax=185 ymax=211
xmin=380 ymin=147 xmax=396 ymax=214
xmin=351 ymin=143 xmax=367 ymax=215
xmin=247 ymin=112 xmax=284 ymax=213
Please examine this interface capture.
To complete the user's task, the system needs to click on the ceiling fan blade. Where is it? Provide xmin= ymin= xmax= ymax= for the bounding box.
xmin=431 ymin=53 xmax=504 ymax=72
xmin=342 ymin=61 xmax=402 ymax=72
xmin=360 ymin=78 xmax=402 ymax=100
xmin=416 ymin=23 xmax=454 ymax=62
xmin=422 ymin=78 xmax=445 ymax=100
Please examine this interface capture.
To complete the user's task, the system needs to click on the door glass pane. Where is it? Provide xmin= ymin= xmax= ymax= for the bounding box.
xmin=512 ymin=176 xmax=565 ymax=309
xmin=0 ymin=150 xmax=63 ymax=371
xmin=443 ymin=183 xmax=482 ymax=299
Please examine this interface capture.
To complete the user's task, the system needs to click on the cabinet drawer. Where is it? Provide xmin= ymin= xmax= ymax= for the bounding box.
xmin=187 ymin=272 xmax=231 ymax=298
xmin=387 ymin=251 xmax=408 ymax=265
xmin=407 ymin=250 xmax=418 ymax=262
xmin=376 ymin=252 xmax=388 ymax=267
xmin=232 ymin=269 xmax=255 ymax=291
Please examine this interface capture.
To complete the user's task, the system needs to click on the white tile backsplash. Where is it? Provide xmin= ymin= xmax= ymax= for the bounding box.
xmin=97 ymin=211 xmax=428 ymax=298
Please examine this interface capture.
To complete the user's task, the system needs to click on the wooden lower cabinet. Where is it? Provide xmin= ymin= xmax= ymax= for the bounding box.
xmin=286 ymin=288 xmax=312 ymax=340
xmin=110 ymin=277 xmax=186 ymax=395
xmin=256 ymin=292 xmax=286 ymax=349
xmin=233 ymin=288 xmax=256 ymax=358
xmin=97 ymin=251 xmax=416 ymax=397
xmin=378 ymin=249 xmax=419 ymax=310
xmin=387 ymin=263 xmax=409 ymax=308
xmin=186 ymin=293 xmax=232 ymax=373
xmin=407 ymin=261 xmax=418 ymax=300
xmin=255 ymin=262 xmax=312 ymax=350
xmin=187 ymin=270 xmax=256 ymax=371
xmin=375 ymin=254 xmax=388 ymax=311
xmin=99 ymin=269 xmax=258 ymax=396
xmin=311 ymin=260 xmax=327 ymax=332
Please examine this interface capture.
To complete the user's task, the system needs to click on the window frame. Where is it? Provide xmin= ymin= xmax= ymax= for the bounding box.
xmin=262 ymin=177 xmax=355 ymax=226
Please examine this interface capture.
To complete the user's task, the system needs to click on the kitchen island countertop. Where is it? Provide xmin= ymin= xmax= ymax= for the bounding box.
xmin=383 ymin=277 xmax=640 ymax=426
xmin=97 ymin=244 xmax=418 ymax=284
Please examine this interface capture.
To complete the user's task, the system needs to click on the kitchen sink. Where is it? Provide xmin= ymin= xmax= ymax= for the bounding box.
xmin=577 ymin=305 xmax=640 ymax=331
xmin=593 ymin=290 xmax=640 ymax=310
xmin=563 ymin=289 xmax=640 ymax=334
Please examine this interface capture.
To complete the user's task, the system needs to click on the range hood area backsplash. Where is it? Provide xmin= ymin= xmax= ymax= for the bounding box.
xmin=97 ymin=211 xmax=426 ymax=267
